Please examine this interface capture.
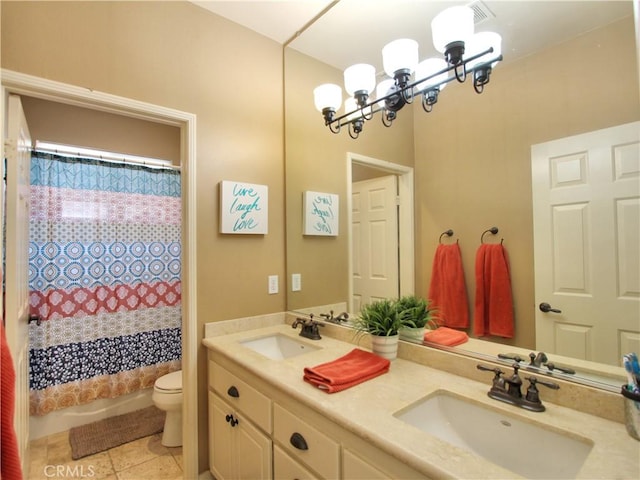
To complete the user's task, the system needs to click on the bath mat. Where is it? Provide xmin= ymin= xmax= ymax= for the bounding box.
xmin=69 ymin=405 xmax=165 ymax=460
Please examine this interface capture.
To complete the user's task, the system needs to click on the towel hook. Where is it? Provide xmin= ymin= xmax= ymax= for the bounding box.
xmin=439 ymin=229 xmax=454 ymax=244
xmin=481 ymin=226 xmax=501 ymax=244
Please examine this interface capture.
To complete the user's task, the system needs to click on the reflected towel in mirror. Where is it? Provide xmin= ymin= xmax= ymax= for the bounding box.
xmin=428 ymin=243 xmax=470 ymax=328
xmin=474 ymin=243 xmax=514 ymax=338
xmin=423 ymin=326 xmax=469 ymax=347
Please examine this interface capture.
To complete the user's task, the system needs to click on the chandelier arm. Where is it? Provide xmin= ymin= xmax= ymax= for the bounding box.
xmin=421 ymin=94 xmax=433 ymax=113
xmin=361 ymin=107 xmax=373 ymax=121
xmin=381 ymin=110 xmax=393 ymax=127
xmin=348 ymin=122 xmax=359 ymax=139
xmin=328 ymin=121 xmax=341 ymax=134
xmin=401 ymin=87 xmax=415 ymax=105
xmin=454 ymin=64 xmax=466 ymax=83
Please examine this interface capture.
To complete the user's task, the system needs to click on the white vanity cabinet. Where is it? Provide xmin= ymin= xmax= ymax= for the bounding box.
xmin=208 ymin=351 xmax=428 ymax=480
xmin=208 ymin=362 xmax=273 ymax=480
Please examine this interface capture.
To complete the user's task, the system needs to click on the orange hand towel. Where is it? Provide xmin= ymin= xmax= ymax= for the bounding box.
xmin=423 ymin=327 xmax=469 ymax=347
xmin=428 ymin=243 xmax=470 ymax=328
xmin=474 ymin=243 xmax=514 ymax=338
xmin=303 ymin=348 xmax=390 ymax=393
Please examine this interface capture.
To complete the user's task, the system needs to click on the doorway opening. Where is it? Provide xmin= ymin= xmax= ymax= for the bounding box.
xmin=346 ymin=152 xmax=414 ymax=314
xmin=1 ymin=70 xmax=198 ymax=478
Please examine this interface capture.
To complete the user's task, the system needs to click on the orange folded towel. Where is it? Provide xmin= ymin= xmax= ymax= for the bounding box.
xmin=474 ymin=243 xmax=515 ymax=338
xmin=428 ymin=243 xmax=470 ymax=328
xmin=423 ymin=327 xmax=469 ymax=347
xmin=303 ymin=348 xmax=390 ymax=393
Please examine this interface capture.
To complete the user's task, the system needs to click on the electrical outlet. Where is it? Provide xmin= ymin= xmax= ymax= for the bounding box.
xmin=291 ymin=273 xmax=302 ymax=292
xmin=268 ymin=275 xmax=279 ymax=294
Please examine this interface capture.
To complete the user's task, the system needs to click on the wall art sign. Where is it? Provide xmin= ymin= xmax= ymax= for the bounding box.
xmin=303 ymin=191 xmax=339 ymax=236
xmin=220 ymin=180 xmax=268 ymax=234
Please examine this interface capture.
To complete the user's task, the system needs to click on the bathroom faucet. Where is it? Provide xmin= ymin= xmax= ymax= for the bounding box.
xmin=529 ymin=351 xmax=548 ymax=367
xmin=319 ymin=310 xmax=349 ymax=324
xmin=292 ymin=315 xmax=323 ymax=340
xmin=477 ymin=363 xmax=559 ymax=412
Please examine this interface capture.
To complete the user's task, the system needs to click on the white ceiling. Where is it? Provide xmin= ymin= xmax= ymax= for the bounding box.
xmin=193 ymin=0 xmax=634 ymax=72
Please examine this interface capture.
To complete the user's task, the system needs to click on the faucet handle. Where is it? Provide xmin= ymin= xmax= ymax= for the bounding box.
xmin=525 ymin=376 xmax=560 ymax=408
xmin=477 ymin=364 xmax=503 ymax=375
xmin=531 ymin=376 xmax=559 ymax=391
xmin=544 ymin=362 xmax=576 ymax=375
xmin=498 ymin=353 xmax=525 ymax=363
xmin=477 ymin=364 xmax=504 ymax=381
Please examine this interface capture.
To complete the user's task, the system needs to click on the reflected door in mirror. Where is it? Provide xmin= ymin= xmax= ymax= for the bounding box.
xmin=532 ymin=122 xmax=640 ymax=366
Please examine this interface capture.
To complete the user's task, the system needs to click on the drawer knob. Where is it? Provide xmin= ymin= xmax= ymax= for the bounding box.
xmin=227 ymin=386 xmax=240 ymax=398
xmin=290 ymin=432 xmax=308 ymax=451
xmin=225 ymin=414 xmax=239 ymax=427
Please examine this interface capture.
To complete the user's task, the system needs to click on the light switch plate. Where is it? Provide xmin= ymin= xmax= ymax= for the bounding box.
xmin=291 ymin=273 xmax=301 ymax=292
xmin=268 ymin=275 xmax=278 ymax=294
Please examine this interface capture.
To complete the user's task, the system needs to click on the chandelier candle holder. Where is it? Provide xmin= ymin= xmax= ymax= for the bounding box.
xmin=313 ymin=5 xmax=503 ymax=139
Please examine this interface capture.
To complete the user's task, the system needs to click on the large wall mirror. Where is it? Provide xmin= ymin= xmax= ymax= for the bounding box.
xmin=284 ymin=0 xmax=639 ymax=390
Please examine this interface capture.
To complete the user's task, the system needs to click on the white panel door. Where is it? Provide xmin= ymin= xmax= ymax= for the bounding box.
xmin=352 ymin=175 xmax=399 ymax=308
xmin=532 ymin=122 xmax=640 ymax=366
xmin=4 ymin=94 xmax=32 ymax=474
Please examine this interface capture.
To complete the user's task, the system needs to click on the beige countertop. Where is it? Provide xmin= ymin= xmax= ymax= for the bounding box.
xmin=203 ymin=323 xmax=640 ymax=479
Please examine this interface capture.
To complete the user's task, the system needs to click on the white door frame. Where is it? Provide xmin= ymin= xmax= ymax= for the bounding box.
xmin=346 ymin=152 xmax=415 ymax=312
xmin=1 ymin=69 xmax=198 ymax=479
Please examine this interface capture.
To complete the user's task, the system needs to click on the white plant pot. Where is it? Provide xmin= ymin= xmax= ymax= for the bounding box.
xmin=370 ymin=334 xmax=399 ymax=361
xmin=399 ymin=326 xmax=426 ymax=343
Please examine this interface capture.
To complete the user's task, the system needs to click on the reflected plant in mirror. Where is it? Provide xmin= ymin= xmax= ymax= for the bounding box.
xmin=284 ymin=0 xmax=639 ymax=391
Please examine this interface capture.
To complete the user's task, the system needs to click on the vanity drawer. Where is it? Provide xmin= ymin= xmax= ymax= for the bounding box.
xmin=273 ymin=403 xmax=339 ymax=479
xmin=210 ymin=361 xmax=272 ymax=433
xmin=274 ymin=445 xmax=320 ymax=480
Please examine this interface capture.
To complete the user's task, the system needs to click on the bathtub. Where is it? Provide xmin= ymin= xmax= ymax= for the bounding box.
xmin=29 ymin=388 xmax=154 ymax=440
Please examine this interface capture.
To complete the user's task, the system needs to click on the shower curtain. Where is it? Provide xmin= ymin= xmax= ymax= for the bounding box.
xmin=27 ymin=152 xmax=182 ymax=416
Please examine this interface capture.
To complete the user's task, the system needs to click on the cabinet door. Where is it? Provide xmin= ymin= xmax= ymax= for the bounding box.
xmin=235 ymin=411 xmax=273 ymax=480
xmin=274 ymin=445 xmax=319 ymax=480
xmin=209 ymin=392 xmax=234 ymax=480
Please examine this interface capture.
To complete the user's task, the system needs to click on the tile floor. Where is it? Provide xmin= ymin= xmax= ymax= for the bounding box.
xmin=27 ymin=431 xmax=183 ymax=480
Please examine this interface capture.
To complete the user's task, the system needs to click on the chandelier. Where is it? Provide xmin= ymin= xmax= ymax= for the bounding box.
xmin=313 ymin=5 xmax=503 ymax=139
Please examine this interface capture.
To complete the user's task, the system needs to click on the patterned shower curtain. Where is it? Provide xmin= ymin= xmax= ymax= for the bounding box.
xmin=27 ymin=152 xmax=182 ymax=416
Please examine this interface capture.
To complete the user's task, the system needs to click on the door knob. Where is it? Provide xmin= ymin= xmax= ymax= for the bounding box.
xmin=539 ymin=303 xmax=561 ymax=314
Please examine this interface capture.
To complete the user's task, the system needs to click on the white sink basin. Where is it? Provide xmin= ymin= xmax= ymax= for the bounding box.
xmin=240 ymin=334 xmax=321 ymax=360
xmin=394 ymin=391 xmax=593 ymax=479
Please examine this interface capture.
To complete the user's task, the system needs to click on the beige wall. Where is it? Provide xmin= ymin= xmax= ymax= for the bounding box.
xmin=21 ymin=97 xmax=181 ymax=164
xmin=415 ymin=16 xmax=640 ymax=349
xmin=285 ymin=48 xmax=415 ymax=310
xmin=2 ymin=1 xmax=284 ymax=470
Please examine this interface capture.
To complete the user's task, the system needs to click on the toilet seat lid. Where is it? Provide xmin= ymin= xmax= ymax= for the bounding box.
xmin=155 ymin=370 xmax=182 ymax=392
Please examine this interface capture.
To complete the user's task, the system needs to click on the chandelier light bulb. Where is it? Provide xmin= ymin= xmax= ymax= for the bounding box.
xmin=414 ymin=58 xmax=449 ymax=92
xmin=466 ymin=31 xmax=503 ymax=70
xmin=431 ymin=6 xmax=474 ymax=64
xmin=382 ymin=38 xmax=419 ymax=78
xmin=375 ymin=79 xmax=395 ymax=107
xmin=344 ymin=63 xmax=376 ymax=96
xmin=313 ymin=83 xmax=342 ymax=112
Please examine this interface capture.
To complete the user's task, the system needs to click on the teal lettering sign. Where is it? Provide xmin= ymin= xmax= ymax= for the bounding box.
xmin=303 ymin=191 xmax=339 ymax=236
xmin=220 ymin=181 xmax=268 ymax=234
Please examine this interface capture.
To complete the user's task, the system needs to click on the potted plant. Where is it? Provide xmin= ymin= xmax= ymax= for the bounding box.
xmin=352 ymin=298 xmax=404 ymax=360
xmin=396 ymin=295 xmax=438 ymax=342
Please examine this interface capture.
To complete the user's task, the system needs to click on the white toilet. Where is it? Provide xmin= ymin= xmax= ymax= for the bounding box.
xmin=152 ymin=370 xmax=183 ymax=447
